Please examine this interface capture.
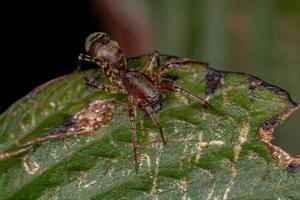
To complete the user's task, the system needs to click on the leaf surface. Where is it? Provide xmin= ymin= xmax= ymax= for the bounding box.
xmin=0 ymin=55 xmax=299 ymax=200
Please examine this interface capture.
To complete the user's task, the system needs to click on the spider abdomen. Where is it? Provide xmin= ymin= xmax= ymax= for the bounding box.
xmin=122 ymin=71 xmax=162 ymax=112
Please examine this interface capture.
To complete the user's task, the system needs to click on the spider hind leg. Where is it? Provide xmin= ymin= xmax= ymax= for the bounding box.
xmin=159 ymin=81 xmax=220 ymax=113
xmin=128 ymin=96 xmax=139 ymax=173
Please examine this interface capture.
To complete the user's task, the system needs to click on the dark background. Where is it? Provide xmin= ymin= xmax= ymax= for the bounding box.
xmin=1 ymin=1 xmax=96 ymax=112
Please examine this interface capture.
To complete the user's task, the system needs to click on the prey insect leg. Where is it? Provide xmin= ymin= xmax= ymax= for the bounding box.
xmin=77 ymin=54 xmax=96 ymax=70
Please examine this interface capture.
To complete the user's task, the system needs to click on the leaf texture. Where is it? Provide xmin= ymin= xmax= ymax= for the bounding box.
xmin=0 ymin=55 xmax=299 ymax=200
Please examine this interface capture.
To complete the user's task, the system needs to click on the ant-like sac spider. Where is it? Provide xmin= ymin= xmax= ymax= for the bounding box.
xmin=78 ymin=32 xmax=217 ymax=172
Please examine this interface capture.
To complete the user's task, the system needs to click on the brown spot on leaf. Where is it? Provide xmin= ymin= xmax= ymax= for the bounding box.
xmin=258 ymin=115 xmax=281 ymax=142
xmin=258 ymin=104 xmax=300 ymax=172
xmin=265 ymin=142 xmax=300 ymax=172
xmin=48 ymin=99 xmax=116 ymax=136
xmin=248 ymin=76 xmax=298 ymax=106
xmin=287 ymin=156 xmax=300 ymax=173
xmin=22 ymin=155 xmax=39 ymax=175
xmin=0 ymin=100 xmax=116 ymax=161
xmin=248 ymin=77 xmax=262 ymax=102
xmin=259 ymin=105 xmax=299 ymax=143
xmin=70 ymin=100 xmax=115 ymax=132
xmin=204 ymin=69 xmax=224 ymax=99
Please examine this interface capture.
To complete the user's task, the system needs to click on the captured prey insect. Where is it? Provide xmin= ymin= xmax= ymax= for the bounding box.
xmin=78 ymin=32 xmax=218 ymax=172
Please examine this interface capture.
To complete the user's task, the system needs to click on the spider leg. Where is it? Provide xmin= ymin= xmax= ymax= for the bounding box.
xmin=152 ymin=59 xmax=208 ymax=81
xmin=160 ymin=81 xmax=219 ymax=112
xmin=78 ymin=54 xmax=123 ymax=88
xmin=128 ymin=96 xmax=139 ymax=172
xmin=144 ymin=103 xmax=167 ymax=145
xmin=85 ymin=77 xmax=126 ymax=94
xmin=142 ymin=51 xmax=161 ymax=76
xmin=94 ymin=60 xmax=123 ymax=88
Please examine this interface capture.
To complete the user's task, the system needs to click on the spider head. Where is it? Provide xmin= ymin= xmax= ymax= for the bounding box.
xmin=85 ymin=32 xmax=126 ymax=74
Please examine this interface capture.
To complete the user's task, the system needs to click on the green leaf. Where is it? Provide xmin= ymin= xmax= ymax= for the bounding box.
xmin=0 ymin=55 xmax=299 ymax=200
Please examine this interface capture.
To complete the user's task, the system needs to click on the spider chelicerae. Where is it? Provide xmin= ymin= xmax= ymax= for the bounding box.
xmin=78 ymin=32 xmax=216 ymax=172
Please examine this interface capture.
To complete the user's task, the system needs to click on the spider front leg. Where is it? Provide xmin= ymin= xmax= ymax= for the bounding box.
xmin=128 ymin=96 xmax=139 ymax=172
xmin=78 ymin=54 xmax=122 ymax=87
xmin=142 ymin=51 xmax=161 ymax=76
xmin=85 ymin=77 xmax=126 ymax=94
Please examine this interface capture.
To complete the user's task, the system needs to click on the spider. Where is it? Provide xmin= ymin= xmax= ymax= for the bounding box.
xmin=78 ymin=32 xmax=216 ymax=172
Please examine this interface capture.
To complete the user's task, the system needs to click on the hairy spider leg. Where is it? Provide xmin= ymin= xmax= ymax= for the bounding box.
xmin=85 ymin=78 xmax=126 ymax=94
xmin=128 ymin=96 xmax=139 ymax=172
xmin=142 ymin=50 xmax=161 ymax=76
xmin=143 ymin=103 xmax=167 ymax=146
xmin=152 ymin=60 xmax=208 ymax=81
xmin=78 ymin=54 xmax=123 ymax=88
xmin=160 ymin=81 xmax=219 ymax=112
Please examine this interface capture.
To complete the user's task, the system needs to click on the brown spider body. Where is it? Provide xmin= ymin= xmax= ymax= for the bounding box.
xmin=78 ymin=32 xmax=214 ymax=172
xmin=122 ymin=71 xmax=162 ymax=113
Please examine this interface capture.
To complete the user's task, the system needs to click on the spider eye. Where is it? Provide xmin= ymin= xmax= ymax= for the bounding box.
xmin=85 ymin=32 xmax=107 ymax=52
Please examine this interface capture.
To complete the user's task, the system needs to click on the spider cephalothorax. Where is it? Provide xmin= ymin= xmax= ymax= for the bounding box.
xmin=79 ymin=32 xmax=215 ymax=172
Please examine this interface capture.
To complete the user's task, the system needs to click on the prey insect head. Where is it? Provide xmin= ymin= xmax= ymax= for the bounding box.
xmin=85 ymin=32 xmax=126 ymax=74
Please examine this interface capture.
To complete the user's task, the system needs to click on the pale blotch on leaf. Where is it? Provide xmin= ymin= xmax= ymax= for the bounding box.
xmin=22 ymin=155 xmax=40 ymax=175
